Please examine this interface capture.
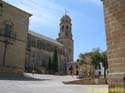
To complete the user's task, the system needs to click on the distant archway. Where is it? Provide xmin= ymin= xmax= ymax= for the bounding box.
xmin=76 ymin=71 xmax=79 ymax=75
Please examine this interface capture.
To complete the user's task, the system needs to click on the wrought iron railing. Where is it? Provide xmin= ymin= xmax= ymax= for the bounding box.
xmin=0 ymin=30 xmax=16 ymax=39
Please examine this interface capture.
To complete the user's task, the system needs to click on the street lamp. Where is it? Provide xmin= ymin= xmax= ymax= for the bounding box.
xmin=0 ymin=23 xmax=16 ymax=66
xmin=2 ymin=39 xmax=13 ymax=66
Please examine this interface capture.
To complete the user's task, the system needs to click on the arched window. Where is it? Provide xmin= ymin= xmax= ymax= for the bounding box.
xmin=62 ymin=25 xmax=64 ymax=29
xmin=66 ymin=25 xmax=68 ymax=30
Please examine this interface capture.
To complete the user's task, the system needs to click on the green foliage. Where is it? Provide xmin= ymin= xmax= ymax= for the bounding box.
xmin=48 ymin=58 xmax=52 ymax=72
xmin=91 ymin=48 xmax=102 ymax=69
xmin=101 ymin=51 xmax=108 ymax=69
xmin=79 ymin=53 xmax=85 ymax=65
xmin=79 ymin=48 xmax=108 ymax=82
xmin=52 ymin=48 xmax=58 ymax=73
xmin=79 ymin=48 xmax=108 ymax=70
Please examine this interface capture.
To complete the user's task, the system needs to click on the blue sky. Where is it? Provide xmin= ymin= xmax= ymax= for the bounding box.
xmin=5 ymin=0 xmax=107 ymax=60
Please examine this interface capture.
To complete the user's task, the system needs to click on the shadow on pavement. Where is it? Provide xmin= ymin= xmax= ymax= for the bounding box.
xmin=0 ymin=74 xmax=51 ymax=81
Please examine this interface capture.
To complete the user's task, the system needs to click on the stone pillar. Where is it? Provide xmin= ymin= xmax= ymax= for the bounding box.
xmin=103 ymin=0 xmax=125 ymax=92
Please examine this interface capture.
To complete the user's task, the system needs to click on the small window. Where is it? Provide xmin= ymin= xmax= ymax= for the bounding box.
xmin=32 ymin=40 xmax=36 ymax=47
xmin=99 ymin=71 xmax=101 ymax=76
xmin=0 ymin=4 xmax=3 ymax=16
xmin=37 ymin=40 xmax=42 ymax=49
xmin=0 ymin=4 xmax=3 ymax=7
xmin=4 ymin=24 xmax=12 ymax=37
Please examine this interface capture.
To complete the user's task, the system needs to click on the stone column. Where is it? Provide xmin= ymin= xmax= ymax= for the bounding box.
xmin=103 ymin=0 xmax=125 ymax=92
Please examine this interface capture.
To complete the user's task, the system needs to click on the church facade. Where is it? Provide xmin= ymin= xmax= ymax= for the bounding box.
xmin=25 ymin=15 xmax=74 ymax=74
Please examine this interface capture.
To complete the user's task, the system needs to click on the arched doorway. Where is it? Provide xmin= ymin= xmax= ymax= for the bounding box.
xmin=76 ymin=70 xmax=79 ymax=75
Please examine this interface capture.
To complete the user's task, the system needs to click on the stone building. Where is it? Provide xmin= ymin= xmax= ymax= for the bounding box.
xmin=79 ymin=53 xmax=95 ymax=78
xmin=25 ymin=14 xmax=74 ymax=74
xmin=95 ymin=62 xmax=105 ymax=77
xmin=67 ymin=53 xmax=95 ymax=77
xmin=103 ymin=0 xmax=125 ymax=89
xmin=0 ymin=0 xmax=31 ymax=74
xmin=67 ymin=61 xmax=79 ymax=75
xmin=0 ymin=0 xmax=73 ymax=75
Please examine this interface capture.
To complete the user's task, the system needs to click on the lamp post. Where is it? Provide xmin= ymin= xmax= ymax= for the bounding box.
xmin=2 ymin=39 xmax=12 ymax=66
xmin=0 ymin=30 xmax=16 ymax=66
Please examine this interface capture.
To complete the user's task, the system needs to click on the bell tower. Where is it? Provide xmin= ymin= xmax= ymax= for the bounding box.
xmin=57 ymin=14 xmax=74 ymax=62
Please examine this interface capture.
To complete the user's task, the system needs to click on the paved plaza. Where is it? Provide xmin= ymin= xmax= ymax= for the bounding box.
xmin=0 ymin=73 xmax=108 ymax=93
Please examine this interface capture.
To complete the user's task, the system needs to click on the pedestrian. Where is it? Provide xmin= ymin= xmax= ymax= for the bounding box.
xmin=32 ymin=69 xmax=35 ymax=75
xmin=69 ymin=66 xmax=73 ymax=77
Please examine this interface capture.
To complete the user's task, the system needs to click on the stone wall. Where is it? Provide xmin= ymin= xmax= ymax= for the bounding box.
xmin=103 ymin=0 xmax=125 ymax=90
xmin=0 ymin=1 xmax=31 ymax=74
xmin=26 ymin=32 xmax=67 ymax=74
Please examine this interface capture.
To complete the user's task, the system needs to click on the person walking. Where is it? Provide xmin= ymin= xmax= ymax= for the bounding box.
xmin=69 ymin=66 xmax=73 ymax=77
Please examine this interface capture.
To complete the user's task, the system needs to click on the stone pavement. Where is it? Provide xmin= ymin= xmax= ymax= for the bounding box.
xmin=0 ymin=73 xmax=108 ymax=93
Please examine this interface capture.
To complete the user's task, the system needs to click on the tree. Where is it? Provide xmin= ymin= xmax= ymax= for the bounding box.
xmin=91 ymin=49 xmax=108 ymax=84
xmin=52 ymin=48 xmax=58 ymax=74
xmin=78 ymin=48 xmax=108 ymax=81
xmin=48 ymin=57 xmax=52 ymax=74
xmin=79 ymin=48 xmax=102 ymax=69
xmin=79 ymin=53 xmax=86 ymax=65
xmin=91 ymin=48 xmax=102 ymax=69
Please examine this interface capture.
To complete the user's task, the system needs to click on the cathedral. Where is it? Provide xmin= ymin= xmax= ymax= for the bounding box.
xmin=0 ymin=0 xmax=74 ymax=75
xmin=25 ymin=14 xmax=74 ymax=74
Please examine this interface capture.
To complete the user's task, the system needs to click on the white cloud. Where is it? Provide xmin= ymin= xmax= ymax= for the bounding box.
xmin=89 ymin=0 xmax=101 ymax=4
xmin=79 ymin=0 xmax=102 ymax=6
xmin=4 ymin=0 xmax=65 ymax=28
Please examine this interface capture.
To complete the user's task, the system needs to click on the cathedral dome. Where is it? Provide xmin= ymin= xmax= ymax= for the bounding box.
xmin=60 ymin=14 xmax=71 ymax=22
